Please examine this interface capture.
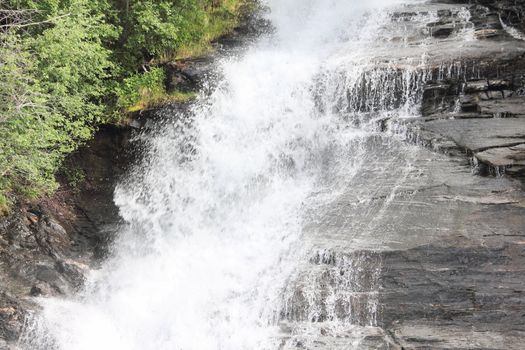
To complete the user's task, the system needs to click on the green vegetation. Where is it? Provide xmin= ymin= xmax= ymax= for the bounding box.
xmin=0 ymin=0 xmax=248 ymax=212
xmin=115 ymin=67 xmax=168 ymax=112
xmin=62 ymin=164 xmax=86 ymax=192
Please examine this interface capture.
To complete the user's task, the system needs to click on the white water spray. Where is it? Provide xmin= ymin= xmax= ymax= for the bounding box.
xmin=20 ymin=1 xmax=472 ymax=349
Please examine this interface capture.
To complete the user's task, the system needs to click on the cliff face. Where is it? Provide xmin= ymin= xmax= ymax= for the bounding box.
xmin=280 ymin=2 xmax=525 ymax=348
xmin=384 ymin=3 xmax=525 ymax=348
xmin=380 ymin=2 xmax=525 ymax=347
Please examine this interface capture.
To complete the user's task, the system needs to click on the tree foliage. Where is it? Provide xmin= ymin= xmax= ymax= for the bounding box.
xmin=0 ymin=0 xmax=247 ymax=211
xmin=32 ymin=0 xmax=118 ymax=125
xmin=0 ymin=32 xmax=62 ymax=200
xmin=125 ymin=1 xmax=206 ymax=60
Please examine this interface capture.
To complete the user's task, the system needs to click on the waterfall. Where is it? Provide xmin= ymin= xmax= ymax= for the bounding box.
xmin=21 ymin=1 xmax=478 ymax=349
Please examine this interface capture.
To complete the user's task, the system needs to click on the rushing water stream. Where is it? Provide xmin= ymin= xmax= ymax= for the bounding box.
xmin=22 ymin=1 xmax=491 ymax=349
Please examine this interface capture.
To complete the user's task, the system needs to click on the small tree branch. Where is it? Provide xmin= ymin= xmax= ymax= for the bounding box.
xmin=0 ymin=13 xmax=71 ymax=30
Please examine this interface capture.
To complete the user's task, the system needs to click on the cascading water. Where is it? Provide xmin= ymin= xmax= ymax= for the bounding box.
xmin=20 ymin=1 xmax=482 ymax=349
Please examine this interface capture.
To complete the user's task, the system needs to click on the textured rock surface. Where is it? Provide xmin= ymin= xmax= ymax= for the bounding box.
xmin=281 ymin=1 xmax=525 ymax=349
xmin=422 ymin=118 xmax=525 ymax=152
xmin=282 ymin=135 xmax=525 ymax=349
xmin=399 ymin=1 xmax=525 ymax=180
xmin=377 ymin=1 xmax=525 ymax=348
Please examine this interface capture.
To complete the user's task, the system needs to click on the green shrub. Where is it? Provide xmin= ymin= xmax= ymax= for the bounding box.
xmin=0 ymin=0 xmax=118 ymax=208
xmin=31 ymin=0 xmax=119 ymax=126
xmin=115 ymin=67 xmax=167 ymax=111
xmin=62 ymin=165 xmax=86 ymax=191
xmin=0 ymin=194 xmax=9 ymax=216
xmin=0 ymin=32 xmax=63 ymax=203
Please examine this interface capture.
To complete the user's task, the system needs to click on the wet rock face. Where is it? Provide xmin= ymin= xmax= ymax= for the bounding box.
xmin=421 ymin=57 xmax=525 ymax=119
xmin=374 ymin=1 xmax=525 ymax=348
xmin=62 ymin=125 xmax=133 ymax=259
xmin=379 ymin=241 xmax=525 ymax=348
xmin=478 ymin=0 xmax=525 ymax=32
xmin=0 ymin=293 xmax=26 ymax=343
xmin=281 ymin=2 xmax=525 ymax=349
xmin=403 ymin=1 xmax=525 ymax=180
xmin=283 ymin=135 xmax=525 ymax=349
xmin=0 ymin=205 xmax=85 ymax=343
xmin=415 ymin=55 xmax=525 ymax=178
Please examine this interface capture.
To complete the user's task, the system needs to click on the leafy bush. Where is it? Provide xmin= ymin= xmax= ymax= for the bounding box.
xmin=0 ymin=0 xmax=117 ymax=207
xmin=122 ymin=0 xmax=246 ymax=64
xmin=123 ymin=1 xmax=207 ymax=64
xmin=115 ymin=67 xmax=167 ymax=111
xmin=0 ymin=33 xmax=63 ymax=201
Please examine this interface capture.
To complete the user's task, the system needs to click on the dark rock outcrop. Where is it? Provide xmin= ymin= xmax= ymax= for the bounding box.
xmin=410 ymin=64 xmax=525 ymax=178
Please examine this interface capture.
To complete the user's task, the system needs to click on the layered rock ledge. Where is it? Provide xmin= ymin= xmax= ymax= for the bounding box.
xmin=396 ymin=1 xmax=525 ymax=181
xmin=282 ymin=2 xmax=525 ymax=349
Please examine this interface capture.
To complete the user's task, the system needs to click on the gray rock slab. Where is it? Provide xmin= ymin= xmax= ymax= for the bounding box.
xmin=478 ymin=96 xmax=525 ymax=116
xmin=282 ymin=135 xmax=525 ymax=349
xmin=475 ymin=143 xmax=525 ymax=168
xmin=303 ymin=135 xmax=525 ymax=252
xmin=392 ymin=323 xmax=525 ymax=350
xmin=420 ymin=118 xmax=525 ymax=152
